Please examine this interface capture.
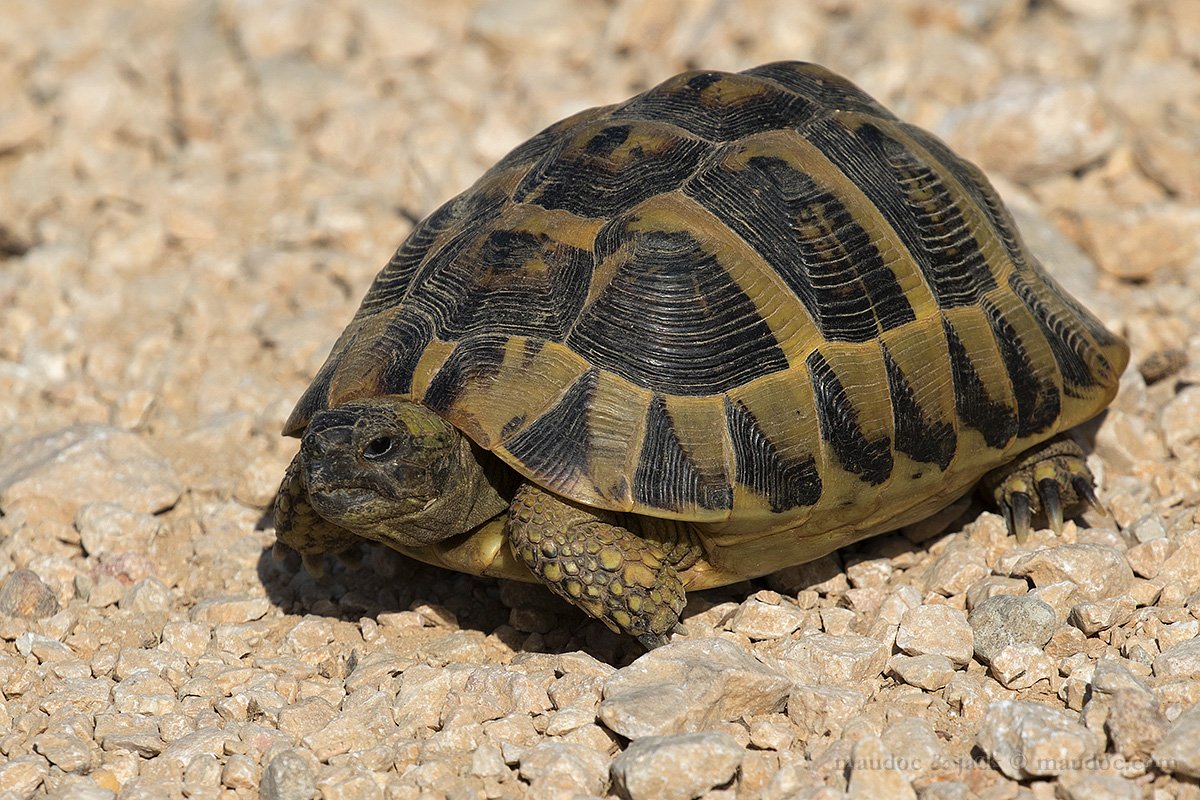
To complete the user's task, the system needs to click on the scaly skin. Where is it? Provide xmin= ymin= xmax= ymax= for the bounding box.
xmin=507 ymin=482 xmax=701 ymax=649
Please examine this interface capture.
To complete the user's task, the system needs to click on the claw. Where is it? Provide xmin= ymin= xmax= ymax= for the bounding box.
xmin=271 ymin=541 xmax=292 ymax=561
xmin=1010 ymin=491 xmax=1032 ymax=543
xmin=1071 ymin=476 xmax=1102 ymax=515
xmin=1037 ymin=478 xmax=1064 ymax=534
xmin=301 ymin=552 xmax=326 ymax=579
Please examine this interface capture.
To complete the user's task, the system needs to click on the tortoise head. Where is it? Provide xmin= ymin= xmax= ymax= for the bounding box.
xmin=300 ymin=397 xmax=494 ymax=546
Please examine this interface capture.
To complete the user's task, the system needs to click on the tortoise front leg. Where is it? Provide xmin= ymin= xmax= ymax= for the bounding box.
xmin=273 ymin=452 xmax=362 ymax=578
xmin=507 ymin=482 xmax=699 ymax=649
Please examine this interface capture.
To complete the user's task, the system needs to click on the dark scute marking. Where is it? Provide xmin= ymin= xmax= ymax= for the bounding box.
xmin=504 ymin=369 xmax=598 ymax=485
xmin=634 ymin=395 xmax=732 ymax=512
xmin=982 ymin=300 xmax=1060 ymax=437
xmin=881 ymin=345 xmax=956 ymax=470
xmin=741 ymin=61 xmax=895 ymax=118
xmin=685 ymin=154 xmax=915 ymax=343
xmin=422 ymin=336 xmax=508 ymax=413
xmin=615 ymin=73 xmax=822 ymax=142
xmin=512 ymin=125 xmax=710 ymax=218
xmin=941 ymin=318 xmax=1016 ymax=449
xmin=402 ymin=188 xmax=510 ymax=312
xmin=419 ymin=225 xmax=593 ymax=341
xmin=899 ymin=123 xmax=1033 ymax=274
xmin=1009 ymin=274 xmax=1104 ymax=398
xmin=806 ymin=118 xmax=997 ymax=309
xmin=724 ymin=397 xmax=822 ymax=512
xmin=686 ymin=71 xmax=724 ymax=92
xmin=584 ymin=124 xmax=632 ymax=157
xmin=500 ymin=415 xmax=526 ymax=439
xmin=374 ymin=313 xmax=436 ymax=396
xmin=566 ymin=226 xmax=789 ymax=395
xmin=806 ymin=351 xmax=893 ymax=485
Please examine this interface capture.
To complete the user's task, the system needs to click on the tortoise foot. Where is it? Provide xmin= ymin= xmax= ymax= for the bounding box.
xmin=983 ymin=435 xmax=1100 ymax=543
xmin=508 ymin=483 xmax=687 ymax=649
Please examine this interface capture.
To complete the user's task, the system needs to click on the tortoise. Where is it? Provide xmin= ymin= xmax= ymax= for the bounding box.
xmin=272 ymin=61 xmax=1129 ymax=648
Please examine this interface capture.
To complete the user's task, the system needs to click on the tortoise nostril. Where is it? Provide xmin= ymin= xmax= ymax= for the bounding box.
xmin=303 ymin=426 xmax=354 ymax=456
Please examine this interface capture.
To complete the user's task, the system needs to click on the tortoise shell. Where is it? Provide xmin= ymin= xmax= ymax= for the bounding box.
xmin=285 ymin=61 xmax=1127 ymax=567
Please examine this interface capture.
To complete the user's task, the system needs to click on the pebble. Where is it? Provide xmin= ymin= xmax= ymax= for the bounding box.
xmin=1105 ymin=688 xmax=1168 ymax=760
xmin=779 ymin=632 xmax=890 ymax=685
xmin=260 ymin=749 xmax=316 ymax=800
xmin=610 ymin=731 xmax=743 ymax=800
xmin=988 ymin=643 xmax=1055 ymax=690
xmin=1009 ymin=544 xmax=1134 ymax=603
xmin=1152 ymin=638 xmax=1200 ymax=680
xmin=518 ymin=741 xmax=610 ymax=797
xmin=726 ymin=595 xmax=813 ymax=640
xmin=1154 ymin=530 xmax=1200 ymax=595
xmin=75 ymin=502 xmax=161 ymax=558
xmin=598 ymin=638 xmax=791 ymax=739
xmin=786 ymin=685 xmax=868 ymax=737
xmin=895 ymin=605 xmax=973 ymax=667
xmin=0 ymin=756 xmax=49 ymax=798
xmin=846 ymin=736 xmax=916 ymax=800
xmin=968 ymin=594 xmax=1057 ymax=664
xmin=1152 ymin=703 xmax=1200 ymax=779
xmin=1068 ymin=595 xmax=1135 ymax=635
xmin=975 ymin=700 xmax=1103 ymax=779
xmin=0 ymin=568 xmax=60 ymax=619
xmin=937 ymin=78 xmax=1119 ymax=180
xmin=0 ymin=426 xmax=182 ymax=517
xmin=1055 ymin=773 xmax=1143 ymax=800
xmin=888 ymin=654 xmax=956 ymax=691
xmin=190 ymin=595 xmax=271 ymax=625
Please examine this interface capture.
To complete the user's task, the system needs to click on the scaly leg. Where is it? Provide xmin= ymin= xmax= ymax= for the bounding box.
xmin=507 ymin=482 xmax=702 ymax=649
xmin=273 ymin=452 xmax=361 ymax=578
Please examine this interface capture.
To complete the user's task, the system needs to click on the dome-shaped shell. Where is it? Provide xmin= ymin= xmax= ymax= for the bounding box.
xmin=285 ymin=61 xmax=1128 ymax=539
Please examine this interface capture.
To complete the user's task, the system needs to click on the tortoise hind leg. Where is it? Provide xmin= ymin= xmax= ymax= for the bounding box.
xmin=507 ymin=482 xmax=701 ymax=649
xmin=981 ymin=434 xmax=1101 ymax=543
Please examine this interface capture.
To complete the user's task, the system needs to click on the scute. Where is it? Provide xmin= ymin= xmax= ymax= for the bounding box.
xmin=286 ymin=61 xmax=1129 ymax=537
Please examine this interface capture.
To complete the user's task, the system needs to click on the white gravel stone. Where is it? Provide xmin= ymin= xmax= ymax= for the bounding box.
xmin=968 ymin=594 xmax=1057 ymax=664
xmin=1010 ymin=544 xmax=1134 ymax=603
xmin=1152 ymin=702 xmax=1200 ymax=779
xmin=1152 ymin=638 xmax=1200 ymax=680
xmin=598 ymin=638 xmax=791 ymax=739
xmin=0 ymin=426 xmax=182 ymax=517
xmin=611 ymin=731 xmax=743 ymax=800
xmin=846 ymin=736 xmax=916 ymax=800
xmin=988 ymin=643 xmax=1055 ymax=690
xmin=888 ymin=654 xmax=956 ymax=691
xmin=895 ymin=605 xmax=973 ymax=667
xmin=260 ymin=749 xmax=316 ymax=800
xmin=726 ymin=596 xmax=813 ymax=640
xmin=786 ymin=685 xmax=868 ymax=737
xmin=518 ymin=741 xmax=609 ymax=797
xmin=779 ymin=632 xmax=890 ymax=685
xmin=975 ymin=700 xmax=1103 ymax=779
xmin=1068 ymin=595 xmax=1135 ymax=634
xmin=937 ymin=78 xmax=1120 ymax=180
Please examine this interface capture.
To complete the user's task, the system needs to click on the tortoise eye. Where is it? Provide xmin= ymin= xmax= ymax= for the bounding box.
xmin=363 ymin=436 xmax=396 ymax=461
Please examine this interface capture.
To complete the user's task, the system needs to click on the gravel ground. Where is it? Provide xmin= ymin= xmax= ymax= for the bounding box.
xmin=2 ymin=1 xmax=1200 ymax=798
